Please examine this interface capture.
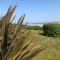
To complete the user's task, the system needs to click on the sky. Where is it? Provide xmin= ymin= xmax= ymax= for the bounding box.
xmin=0 ymin=0 xmax=60 ymax=23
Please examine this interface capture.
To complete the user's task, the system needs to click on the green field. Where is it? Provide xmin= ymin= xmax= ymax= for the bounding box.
xmin=26 ymin=30 xmax=60 ymax=60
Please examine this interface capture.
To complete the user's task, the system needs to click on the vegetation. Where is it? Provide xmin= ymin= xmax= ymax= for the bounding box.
xmin=0 ymin=5 xmax=46 ymax=60
xmin=0 ymin=4 xmax=60 ymax=60
xmin=30 ymin=30 xmax=60 ymax=60
xmin=43 ymin=23 xmax=60 ymax=37
xmin=24 ymin=25 xmax=42 ymax=30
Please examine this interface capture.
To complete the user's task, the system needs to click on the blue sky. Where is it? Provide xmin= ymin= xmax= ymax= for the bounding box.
xmin=0 ymin=0 xmax=60 ymax=23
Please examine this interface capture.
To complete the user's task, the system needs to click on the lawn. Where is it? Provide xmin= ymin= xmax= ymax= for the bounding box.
xmin=26 ymin=30 xmax=60 ymax=60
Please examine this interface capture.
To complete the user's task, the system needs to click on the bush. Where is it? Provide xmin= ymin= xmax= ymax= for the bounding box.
xmin=43 ymin=23 xmax=60 ymax=37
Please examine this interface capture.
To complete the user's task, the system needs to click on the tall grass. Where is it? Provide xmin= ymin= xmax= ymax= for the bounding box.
xmin=0 ymin=5 xmax=47 ymax=60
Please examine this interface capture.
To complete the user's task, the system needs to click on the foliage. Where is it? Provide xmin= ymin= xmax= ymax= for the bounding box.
xmin=43 ymin=23 xmax=60 ymax=37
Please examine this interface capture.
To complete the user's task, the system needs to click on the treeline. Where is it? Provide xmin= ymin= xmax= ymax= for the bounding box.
xmin=4 ymin=23 xmax=43 ymax=30
xmin=24 ymin=25 xmax=43 ymax=30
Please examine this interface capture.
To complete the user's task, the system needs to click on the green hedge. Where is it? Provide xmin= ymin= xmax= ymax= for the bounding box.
xmin=43 ymin=23 xmax=60 ymax=37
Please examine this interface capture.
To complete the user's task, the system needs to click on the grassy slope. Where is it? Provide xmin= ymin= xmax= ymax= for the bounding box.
xmin=27 ymin=30 xmax=60 ymax=60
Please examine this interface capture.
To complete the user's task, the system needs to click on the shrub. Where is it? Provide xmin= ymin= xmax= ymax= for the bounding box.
xmin=43 ymin=23 xmax=60 ymax=37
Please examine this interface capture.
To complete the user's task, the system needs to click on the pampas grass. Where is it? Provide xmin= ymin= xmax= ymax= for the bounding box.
xmin=0 ymin=5 xmax=47 ymax=60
